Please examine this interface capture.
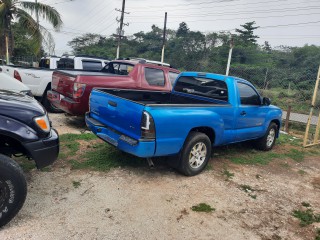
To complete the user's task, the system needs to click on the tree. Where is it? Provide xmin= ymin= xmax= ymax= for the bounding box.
xmin=176 ymin=22 xmax=189 ymax=38
xmin=235 ymin=21 xmax=259 ymax=46
xmin=0 ymin=0 xmax=62 ymax=58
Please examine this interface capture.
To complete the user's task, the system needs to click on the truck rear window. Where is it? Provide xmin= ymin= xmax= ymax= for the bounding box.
xmin=174 ymin=76 xmax=228 ymax=102
xmin=145 ymin=68 xmax=165 ymax=86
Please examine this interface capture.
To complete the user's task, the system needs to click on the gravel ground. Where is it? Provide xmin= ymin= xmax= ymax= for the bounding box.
xmin=1 ymin=113 xmax=320 ymax=240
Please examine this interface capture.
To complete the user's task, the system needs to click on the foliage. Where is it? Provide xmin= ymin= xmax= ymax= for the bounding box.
xmin=0 ymin=0 xmax=62 ymax=56
xmin=191 ymin=203 xmax=215 ymax=213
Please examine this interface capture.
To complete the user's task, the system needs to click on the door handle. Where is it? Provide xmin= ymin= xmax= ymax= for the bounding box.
xmin=240 ymin=111 xmax=246 ymax=116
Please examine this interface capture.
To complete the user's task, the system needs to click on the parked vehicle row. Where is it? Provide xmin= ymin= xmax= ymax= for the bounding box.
xmin=0 ymin=56 xmax=282 ymax=228
xmin=47 ymin=59 xmax=180 ymax=115
xmin=1 ymin=55 xmax=109 ymax=112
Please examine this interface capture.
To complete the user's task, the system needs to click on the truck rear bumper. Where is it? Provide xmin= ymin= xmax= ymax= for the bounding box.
xmin=47 ymin=90 xmax=86 ymax=115
xmin=85 ymin=113 xmax=155 ymax=158
xmin=23 ymin=128 xmax=59 ymax=169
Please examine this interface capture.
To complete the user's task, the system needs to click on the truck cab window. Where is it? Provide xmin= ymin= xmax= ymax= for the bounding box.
xmin=145 ymin=68 xmax=165 ymax=86
xmin=82 ymin=61 xmax=102 ymax=71
xmin=237 ymin=82 xmax=261 ymax=105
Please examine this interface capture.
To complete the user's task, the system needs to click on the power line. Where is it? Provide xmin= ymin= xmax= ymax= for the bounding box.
xmin=130 ymin=0 xmax=319 ymax=14
xmin=127 ymin=6 xmax=320 ymax=19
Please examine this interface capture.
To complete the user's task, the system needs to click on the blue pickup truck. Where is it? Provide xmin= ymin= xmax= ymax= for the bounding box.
xmin=85 ymin=72 xmax=282 ymax=176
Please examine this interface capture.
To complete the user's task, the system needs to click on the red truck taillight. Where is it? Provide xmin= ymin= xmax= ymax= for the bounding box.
xmin=73 ymin=83 xmax=86 ymax=98
xmin=14 ymin=70 xmax=22 ymax=82
xmin=141 ymin=111 xmax=155 ymax=139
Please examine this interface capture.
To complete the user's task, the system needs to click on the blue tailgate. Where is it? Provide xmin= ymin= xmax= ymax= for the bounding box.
xmin=87 ymin=89 xmax=156 ymax=157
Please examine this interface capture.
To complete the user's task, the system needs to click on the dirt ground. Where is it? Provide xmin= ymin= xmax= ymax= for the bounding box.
xmin=1 ymin=113 xmax=320 ymax=240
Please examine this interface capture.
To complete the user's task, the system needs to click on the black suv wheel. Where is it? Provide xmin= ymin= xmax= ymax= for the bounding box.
xmin=0 ymin=154 xmax=27 ymax=228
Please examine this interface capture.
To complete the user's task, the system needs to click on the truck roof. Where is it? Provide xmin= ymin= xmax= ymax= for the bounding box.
xmin=110 ymin=59 xmax=179 ymax=72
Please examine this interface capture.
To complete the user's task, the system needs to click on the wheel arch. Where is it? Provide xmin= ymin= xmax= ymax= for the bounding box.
xmin=270 ymin=119 xmax=281 ymax=137
xmin=0 ymin=133 xmax=29 ymax=157
xmin=189 ymin=126 xmax=215 ymax=145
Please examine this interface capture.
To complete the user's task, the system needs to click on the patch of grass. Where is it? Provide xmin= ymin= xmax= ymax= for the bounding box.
xmin=240 ymin=184 xmax=255 ymax=193
xmin=278 ymin=134 xmax=302 ymax=147
xmin=40 ymin=167 xmax=51 ymax=172
xmin=279 ymin=162 xmax=290 ymax=168
xmin=59 ymin=133 xmax=98 ymax=158
xmin=191 ymin=203 xmax=215 ymax=213
xmin=17 ymin=158 xmax=36 ymax=172
xmin=315 ymin=228 xmax=320 ymax=240
xmin=205 ymin=163 xmax=213 ymax=171
xmin=249 ymin=194 xmax=257 ymax=199
xmin=298 ymin=170 xmax=307 ymax=175
xmin=72 ymin=181 xmax=81 ymax=188
xmin=301 ymin=202 xmax=311 ymax=208
xmin=70 ymin=143 xmax=145 ymax=171
xmin=292 ymin=209 xmax=320 ymax=227
xmin=59 ymin=133 xmax=97 ymax=142
xmin=222 ymin=169 xmax=234 ymax=180
xmin=292 ymin=203 xmax=320 ymax=227
xmin=285 ymin=149 xmax=305 ymax=162
xmin=230 ymin=151 xmax=281 ymax=165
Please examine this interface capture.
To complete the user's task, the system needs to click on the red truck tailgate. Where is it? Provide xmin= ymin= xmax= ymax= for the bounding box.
xmin=52 ymin=71 xmax=76 ymax=98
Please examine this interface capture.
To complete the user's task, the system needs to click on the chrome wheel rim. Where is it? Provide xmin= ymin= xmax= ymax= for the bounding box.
xmin=266 ymin=128 xmax=275 ymax=147
xmin=189 ymin=142 xmax=207 ymax=169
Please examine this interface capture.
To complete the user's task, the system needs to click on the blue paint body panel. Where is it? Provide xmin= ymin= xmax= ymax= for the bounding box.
xmin=86 ymin=72 xmax=282 ymax=158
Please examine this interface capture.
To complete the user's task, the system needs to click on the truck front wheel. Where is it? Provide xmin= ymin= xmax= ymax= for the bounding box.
xmin=254 ymin=122 xmax=278 ymax=151
xmin=179 ymin=132 xmax=211 ymax=176
xmin=0 ymin=154 xmax=27 ymax=228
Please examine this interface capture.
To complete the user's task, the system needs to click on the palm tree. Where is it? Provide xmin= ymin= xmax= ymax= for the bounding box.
xmin=0 ymin=0 xmax=62 ymax=61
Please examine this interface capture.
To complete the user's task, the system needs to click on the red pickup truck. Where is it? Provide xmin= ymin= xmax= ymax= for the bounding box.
xmin=47 ymin=59 xmax=180 ymax=115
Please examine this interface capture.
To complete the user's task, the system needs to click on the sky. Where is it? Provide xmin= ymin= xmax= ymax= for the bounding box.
xmin=38 ymin=0 xmax=320 ymax=56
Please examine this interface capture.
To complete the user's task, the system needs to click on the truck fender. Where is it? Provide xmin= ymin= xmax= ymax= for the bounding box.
xmin=264 ymin=110 xmax=282 ymax=137
xmin=183 ymin=112 xmax=225 ymax=147
xmin=0 ymin=115 xmax=39 ymax=143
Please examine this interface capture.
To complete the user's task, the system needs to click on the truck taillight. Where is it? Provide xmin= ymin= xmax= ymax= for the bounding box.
xmin=73 ymin=83 xmax=86 ymax=98
xmin=14 ymin=70 xmax=22 ymax=82
xmin=141 ymin=111 xmax=155 ymax=139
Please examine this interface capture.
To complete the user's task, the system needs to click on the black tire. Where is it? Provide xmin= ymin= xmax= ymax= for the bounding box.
xmin=178 ymin=132 xmax=211 ymax=176
xmin=0 ymin=154 xmax=27 ymax=228
xmin=254 ymin=122 xmax=278 ymax=151
xmin=42 ymin=90 xmax=63 ymax=113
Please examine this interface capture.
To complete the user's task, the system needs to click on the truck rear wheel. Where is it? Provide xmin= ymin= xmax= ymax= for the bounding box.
xmin=178 ymin=132 xmax=211 ymax=176
xmin=254 ymin=122 xmax=277 ymax=151
xmin=0 ymin=154 xmax=27 ymax=228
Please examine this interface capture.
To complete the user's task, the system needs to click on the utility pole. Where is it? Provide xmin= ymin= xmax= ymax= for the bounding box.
xmin=161 ymin=12 xmax=167 ymax=63
xmin=115 ymin=0 xmax=129 ymax=59
xmin=35 ymin=0 xmax=39 ymax=28
xmin=225 ymin=36 xmax=234 ymax=76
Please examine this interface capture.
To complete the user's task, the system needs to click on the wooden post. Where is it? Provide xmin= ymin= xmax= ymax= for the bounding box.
xmin=5 ymin=35 xmax=9 ymax=64
xmin=303 ymin=65 xmax=320 ymax=147
xmin=284 ymin=106 xmax=291 ymax=133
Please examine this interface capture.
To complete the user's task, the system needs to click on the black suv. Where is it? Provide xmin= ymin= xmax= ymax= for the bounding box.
xmin=0 ymin=90 xmax=59 ymax=227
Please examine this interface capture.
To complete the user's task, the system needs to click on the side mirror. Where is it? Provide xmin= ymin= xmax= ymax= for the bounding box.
xmin=263 ymin=97 xmax=271 ymax=106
